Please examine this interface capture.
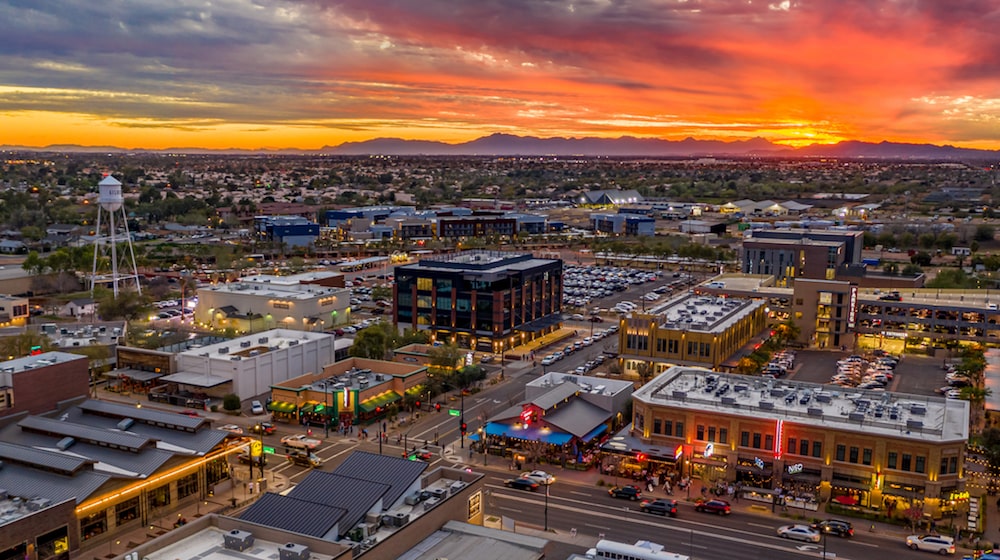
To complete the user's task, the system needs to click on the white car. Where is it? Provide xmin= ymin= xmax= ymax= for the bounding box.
xmin=250 ymin=400 xmax=265 ymax=415
xmin=777 ymin=524 xmax=821 ymax=543
xmin=540 ymin=356 xmax=556 ymax=366
xmin=520 ymin=470 xmax=556 ymax=485
xmin=219 ymin=424 xmax=244 ymax=435
xmin=905 ymin=535 xmax=955 ymax=554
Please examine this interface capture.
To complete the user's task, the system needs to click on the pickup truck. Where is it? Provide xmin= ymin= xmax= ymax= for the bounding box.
xmin=280 ymin=434 xmax=322 ymax=451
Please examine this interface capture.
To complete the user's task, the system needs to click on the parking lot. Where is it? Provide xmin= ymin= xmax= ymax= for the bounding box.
xmin=562 ymin=264 xmax=696 ymax=313
xmin=788 ymin=349 xmax=951 ymax=398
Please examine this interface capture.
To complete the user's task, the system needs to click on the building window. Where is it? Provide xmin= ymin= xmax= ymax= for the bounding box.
xmin=635 ymin=413 xmax=644 ymax=430
xmin=417 ymin=278 xmax=432 ymax=291
xmin=901 ymin=454 xmax=912 ymax=471
xmin=764 ymin=434 xmax=774 ymax=451
xmin=116 ymin=497 xmax=140 ymax=525
xmin=675 ymin=422 xmax=684 ymax=437
xmin=668 ymin=339 xmax=679 ymax=354
xmin=888 ymin=452 xmax=898 ymax=469
xmin=80 ymin=511 xmax=107 ymax=541
xmin=663 ymin=420 xmax=672 ymax=436
xmin=941 ymin=457 xmax=949 ymax=475
xmin=206 ymin=457 xmax=230 ymax=486
xmin=653 ymin=419 xmax=662 ymax=434
xmin=177 ymin=472 xmax=199 ymax=499
xmin=812 ymin=441 xmax=822 ymax=458
xmin=708 ymin=427 xmax=716 ymax=442
xmin=147 ymin=483 xmax=171 ymax=510
xmin=657 ymin=338 xmax=667 ymax=352
xmin=788 ymin=438 xmax=797 ymax=455
xmin=915 ymin=456 xmax=926 ymax=474
xmin=862 ymin=448 xmax=872 ymax=466
xmin=696 ymin=425 xmax=705 ymax=440
xmin=719 ymin=428 xmax=728 ymax=444
xmin=800 ymin=439 xmax=809 ymax=456
xmin=835 ymin=445 xmax=846 ymax=462
xmin=949 ymin=456 xmax=958 ymax=474
xmin=741 ymin=431 xmax=750 ymax=447
xmin=849 ymin=446 xmax=859 ymax=464
xmin=752 ymin=433 xmax=761 ymax=449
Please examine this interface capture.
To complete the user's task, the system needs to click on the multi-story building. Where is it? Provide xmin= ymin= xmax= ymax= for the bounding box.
xmin=792 ymin=278 xmax=858 ymax=350
xmin=740 ymin=229 xmax=864 ymax=286
xmin=0 ymin=294 xmax=29 ymax=327
xmin=618 ymin=293 xmax=768 ymax=374
xmin=195 ymin=273 xmax=350 ymax=332
xmin=0 ymin=352 xmax=89 ymax=417
xmin=590 ymin=213 xmax=655 ymax=236
xmin=436 ymin=215 xmax=517 ymax=239
xmin=394 ymin=251 xmax=563 ymax=353
xmin=253 ymin=215 xmax=320 ymax=248
xmin=625 ymin=367 xmax=968 ymax=516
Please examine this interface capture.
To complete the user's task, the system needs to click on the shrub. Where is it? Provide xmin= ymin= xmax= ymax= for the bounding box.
xmin=596 ymin=479 xmax=606 ymax=487
xmin=222 ymin=393 xmax=242 ymax=412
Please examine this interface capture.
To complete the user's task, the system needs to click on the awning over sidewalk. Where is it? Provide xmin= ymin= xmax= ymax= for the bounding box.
xmin=359 ymin=391 xmax=401 ymax=413
xmin=267 ymin=401 xmax=296 ymax=413
xmin=108 ymin=368 xmax=163 ymax=382
xmin=515 ymin=313 xmax=565 ymax=333
xmin=601 ymin=425 xmax=679 ymax=463
xmin=158 ymin=371 xmax=230 ymax=388
xmin=484 ymin=422 xmax=572 ymax=445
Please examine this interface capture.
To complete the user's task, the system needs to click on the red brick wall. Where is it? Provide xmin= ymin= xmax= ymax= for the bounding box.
xmin=5 ymin=357 xmax=89 ymax=417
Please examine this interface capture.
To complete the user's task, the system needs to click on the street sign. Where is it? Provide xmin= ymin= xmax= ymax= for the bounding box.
xmin=262 ymin=446 xmax=275 ymax=455
xmin=250 ymin=440 xmax=263 ymax=457
xmin=449 ymin=409 xmax=460 ymax=416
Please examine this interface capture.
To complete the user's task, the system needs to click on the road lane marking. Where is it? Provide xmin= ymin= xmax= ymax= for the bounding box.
xmin=586 ymin=523 xmax=612 ymax=530
xmin=570 ymin=491 xmax=591 ymax=497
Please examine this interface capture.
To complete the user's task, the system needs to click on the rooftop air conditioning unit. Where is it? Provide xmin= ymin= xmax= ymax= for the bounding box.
xmin=720 ymin=397 xmax=736 ymax=405
xmin=218 ymin=347 xmax=229 ymax=354
xmin=289 ymin=340 xmax=299 ymax=346
xmin=117 ymin=418 xmax=135 ymax=431
xmin=807 ymin=408 xmax=823 ymax=417
xmin=910 ymin=405 xmax=927 ymax=416
xmin=449 ymin=481 xmax=468 ymax=495
xmin=223 ymin=529 xmax=255 ymax=551
xmin=758 ymin=401 xmax=774 ymax=410
xmin=906 ymin=420 xmax=924 ymax=430
xmin=848 ymin=412 xmax=865 ymax=422
xmin=278 ymin=542 xmax=310 ymax=560
xmin=672 ymin=391 xmax=687 ymax=399
xmin=240 ymin=341 xmax=252 ymax=348
xmin=56 ymin=437 xmax=75 ymax=451
xmin=423 ymin=497 xmax=441 ymax=510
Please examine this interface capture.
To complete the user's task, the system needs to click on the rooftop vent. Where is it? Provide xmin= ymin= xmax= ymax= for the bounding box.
xmin=56 ymin=437 xmax=75 ymax=451
xmin=223 ymin=530 xmax=255 ymax=552
xmin=278 ymin=543 xmax=310 ymax=560
xmin=116 ymin=418 xmax=135 ymax=431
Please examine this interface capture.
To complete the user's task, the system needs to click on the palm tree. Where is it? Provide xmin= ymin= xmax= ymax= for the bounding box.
xmin=960 ymin=386 xmax=992 ymax=432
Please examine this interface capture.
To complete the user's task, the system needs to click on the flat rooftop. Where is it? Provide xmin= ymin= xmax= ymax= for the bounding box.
xmin=0 ymin=351 xmax=86 ymax=374
xmin=179 ymin=329 xmax=331 ymax=359
xmin=240 ymin=271 xmax=343 ymax=286
xmin=309 ymin=364 xmax=395 ymax=394
xmin=199 ymin=281 xmax=345 ymax=300
xmin=643 ymin=293 xmax=765 ymax=334
xmin=634 ymin=366 xmax=969 ymax=442
xmin=402 ymin=250 xmax=557 ymax=274
xmin=142 ymin=526 xmax=345 ymax=560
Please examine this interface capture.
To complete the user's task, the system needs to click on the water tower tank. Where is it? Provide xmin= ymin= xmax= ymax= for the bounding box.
xmin=98 ymin=175 xmax=123 ymax=211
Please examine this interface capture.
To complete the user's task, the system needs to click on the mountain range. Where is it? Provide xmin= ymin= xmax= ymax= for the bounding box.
xmin=4 ymin=134 xmax=1000 ymax=159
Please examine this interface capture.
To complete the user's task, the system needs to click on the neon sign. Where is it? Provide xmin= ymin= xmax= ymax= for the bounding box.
xmin=704 ymin=443 xmax=714 ymax=458
xmin=754 ymin=457 xmax=765 ymax=470
xmin=787 ymin=463 xmax=804 ymax=475
xmin=847 ymin=285 xmax=858 ymax=328
xmin=774 ymin=419 xmax=784 ymax=459
xmin=674 ymin=445 xmax=684 ymax=461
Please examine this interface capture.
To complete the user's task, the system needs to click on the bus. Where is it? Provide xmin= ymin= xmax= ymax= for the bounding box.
xmin=585 ymin=540 xmax=689 ymax=560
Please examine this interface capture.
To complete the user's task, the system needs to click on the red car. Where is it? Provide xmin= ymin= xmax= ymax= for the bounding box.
xmin=179 ymin=409 xmax=201 ymax=418
xmin=695 ymin=499 xmax=731 ymax=515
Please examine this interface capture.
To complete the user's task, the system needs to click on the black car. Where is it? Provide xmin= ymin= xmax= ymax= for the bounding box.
xmin=811 ymin=519 xmax=854 ymax=537
xmin=504 ymin=478 xmax=540 ymax=492
xmin=608 ymin=485 xmax=642 ymax=500
xmin=640 ymin=499 xmax=678 ymax=517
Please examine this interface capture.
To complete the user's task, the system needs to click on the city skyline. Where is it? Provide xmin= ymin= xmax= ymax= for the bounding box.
xmin=2 ymin=1 xmax=999 ymax=151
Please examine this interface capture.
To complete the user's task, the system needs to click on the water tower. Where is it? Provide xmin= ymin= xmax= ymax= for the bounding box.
xmin=90 ymin=175 xmax=141 ymax=297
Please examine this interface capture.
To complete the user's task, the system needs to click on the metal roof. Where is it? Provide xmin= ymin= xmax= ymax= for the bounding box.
xmin=239 ymin=493 xmax=346 ymax=539
xmin=0 ymin=441 xmax=93 ymax=474
xmin=530 ymin=382 xmax=580 ymax=411
xmin=543 ymin=399 xmax=610 ymax=438
xmin=157 ymin=371 xmax=232 ymax=388
xmin=7 ymin=431 xmax=174 ymax=478
xmin=19 ymin=416 xmax=153 ymax=451
xmin=289 ymin=471 xmax=391 ymax=535
xmin=79 ymin=399 xmax=207 ymax=431
xmin=64 ymin=406 xmax=225 ymax=456
xmin=0 ymin=461 xmax=110 ymax=505
xmin=332 ymin=451 xmax=428 ymax=509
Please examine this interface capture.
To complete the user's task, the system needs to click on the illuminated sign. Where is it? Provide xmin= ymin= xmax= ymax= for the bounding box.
xmin=774 ymin=419 xmax=784 ymax=459
xmin=674 ymin=445 xmax=684 ymax=461
xmin=754 ymin=457 xmax=765 ymax=470
xmin=466 ymin=352 xmax=474 ymax=366
xmin=250 ymin=440 xmax=263 ymax=457
xmin=847 ymin=285 xmax=858 ymax=328
xmin=704 ymin=443 xmax=714 ymax=458
xmin=787 ymin=463 xmax=804 ymax=475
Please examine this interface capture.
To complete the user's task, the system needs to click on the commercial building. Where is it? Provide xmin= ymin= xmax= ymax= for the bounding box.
xmin=269 ymin=357 xmax=427 ymax=427
xmin=394 ymin=251 xmax=563 ymax=353
xmin=195 ymin=273 xmax=350 ymax=332
xmin=618 ymin=293 xmax=768 ymax=375
xmin=0 ymin=294 xmax=29 ymax=326
xmin=0 ymin=399 xmax=238 ymax=558
xmin=480 ymin=373 xmax=633 ymax=457
xmin=590 ymin=213 xmax=655 ymax=236
xmin=253 ymin=215 xmax=320 ymax=248
xmin=740 ymin=229 xmax=864 ymax=286
xmin=152 ymin=329 xmax=336 ymax=403
xmin=436 ymin=215 xmax=517 ymax=239
xmin=0 ymin=352 xmax=89 ymax=418
xmin=623 ymin=366 xmax=968 ymax=516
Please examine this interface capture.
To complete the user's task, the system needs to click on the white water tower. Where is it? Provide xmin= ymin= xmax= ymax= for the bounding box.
xmin=90 ymin=175 xmax=141 ymax=297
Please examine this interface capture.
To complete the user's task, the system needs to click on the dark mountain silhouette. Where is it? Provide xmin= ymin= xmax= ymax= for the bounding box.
xmin=4 ymin=135 xmax=999 ymax=159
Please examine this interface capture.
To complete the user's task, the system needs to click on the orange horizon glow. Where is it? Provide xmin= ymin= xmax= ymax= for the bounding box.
xmin=2 ymin=2 xmax=999 ymax=151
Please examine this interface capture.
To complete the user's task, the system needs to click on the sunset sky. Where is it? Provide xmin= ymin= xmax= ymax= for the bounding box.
xmin=2 ymin=0 xmax=999 ymax=150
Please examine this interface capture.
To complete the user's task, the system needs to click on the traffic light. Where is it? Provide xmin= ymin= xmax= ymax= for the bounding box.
xmin=460 ymin=422 xmax=467 ymax=435
xmin=415 ymin=400 xmax=421 ymax=409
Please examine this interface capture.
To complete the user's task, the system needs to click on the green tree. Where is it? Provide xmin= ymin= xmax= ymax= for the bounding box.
xmin=349 ymin=324 xmax=392 ymax=359
xmin=222 ymin=393 xmax=242 ymax=412
xmin=974 ymin=224 xmax=996 ymax=242
xmin=96 ymin=290 xmax=151 ymax=323
xmin=0 ymin=331 xmax=52 ymax=360
xmin=427 ymin=344 xmax=464 ymax=378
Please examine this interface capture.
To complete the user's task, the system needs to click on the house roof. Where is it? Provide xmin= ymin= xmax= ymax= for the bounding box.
xmin=239 ymin=493 xmax=346 ymax=539
xmin=332 ymin=451 xmax=428 ymax=509
xmin=529 ymin=382 xmax=580 ymax=411
xmin=542 ymin=399 xmax=610 ymax=438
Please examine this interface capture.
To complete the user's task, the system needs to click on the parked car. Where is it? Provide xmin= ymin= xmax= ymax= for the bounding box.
xmin=480 ymin=354 xmax=494 ymax=364
xmin=811 ymin=519 xmax=854 ymax=537
xmin=905 ymin=534 xmax=955 ymax=554
xmin=250 ymin=400 xmax=265 ymax=415
xmin=608 ymin=485 xmax=642 ymax=500
xmin=639 ymin=499 xmax=678 ymax=517
xmin=504 ymin=478 xmax=540 ymax=492
xmin=520 ymin=470 xmax=556 ymax=485
xmin=777 ymin=524 xmax=821 ymax=543
xmin=694 ymin=499 xmax=731 ymax=515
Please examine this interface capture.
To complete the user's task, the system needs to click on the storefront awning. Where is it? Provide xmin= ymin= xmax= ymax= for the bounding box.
xmin=107 ymin=369 xmax=163 ymax=382
xmin=515 ymin=313 xmax=565 ymax=333
xmin=267 ymin=401 xmax=297 ymax=413
xmin=359 ymin=391 xmax=402 ymax=413
xmin=158 ymin=371 xmax=231 ymax=388
xmin=300 ymin=403 xmax=317 ymax=415
xmin=582 ymin=424 xmax=607 ymax=442
xmin=485 ymin=423 xmax=573 ymax=445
